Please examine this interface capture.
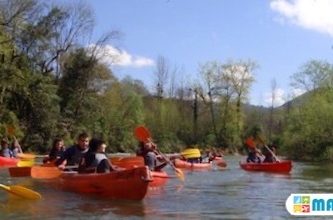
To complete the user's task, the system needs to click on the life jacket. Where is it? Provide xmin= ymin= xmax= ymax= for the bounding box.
xmin=90 ymin=153 xmax=108 ymax=168
xmin=245 ymin=137 xmax=256 ymax=149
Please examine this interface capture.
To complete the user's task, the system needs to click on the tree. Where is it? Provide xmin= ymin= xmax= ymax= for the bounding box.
xmin=154 ymin=56 xmax=169 ymax=98
xmin=268 ymin=79 xmax=277 ymax=141
xmin=121 ymin=76 xmax=150 ymax=96
xmin=283 ymin=92 xmax=333 ymax=160
xmin=227 ymin=60 xmax=256 ymax=139
xmin=291 ymin=60 xmax=333 ymax=92
xmin=283 ymin=59 xmax=333 ymax=160
xmin=99 ymin=81 xmax=145 ymax=152
xmin=58 ymin=48 xmax=112 ymax=133
xmin=198 ymin=61 xmax=220 ymax=145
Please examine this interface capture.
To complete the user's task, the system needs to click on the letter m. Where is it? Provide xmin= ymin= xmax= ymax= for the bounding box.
xmin=312 ymin=199 xmax=325 ymax=211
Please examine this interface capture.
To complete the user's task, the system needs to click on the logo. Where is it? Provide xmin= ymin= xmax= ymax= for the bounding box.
xmin=286 ymin=194 xmax=333 ymax=216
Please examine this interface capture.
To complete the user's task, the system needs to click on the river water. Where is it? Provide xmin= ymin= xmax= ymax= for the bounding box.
xmin=0 ymin=156 xmax=332 ymax=219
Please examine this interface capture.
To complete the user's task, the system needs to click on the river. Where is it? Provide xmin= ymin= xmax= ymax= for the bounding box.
xmin=0 ymin=156 xmax=332 ymax=219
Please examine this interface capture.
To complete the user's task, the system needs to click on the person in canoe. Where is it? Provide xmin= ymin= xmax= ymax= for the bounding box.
xmin=245 ymin=136 xmax=262 ymax=163
xmin=0 ymin=137 xmax=14 ymax=158
xmin=204 ymin=148 xmax=224 ymax=162
xmin=56 ymin=132 xmax=90 ymax=169
xmin=43 ymin=137 xmax=66 ymax=164
xmin=78 ymin=138 xmax=117 ymax=173
xmin=262 ymin=144 xmax=277 ymax=163
xmin=11 ymin=137 xmax=23 ymax=158
xmin=136 ymin=140 xmax=167 ymax=171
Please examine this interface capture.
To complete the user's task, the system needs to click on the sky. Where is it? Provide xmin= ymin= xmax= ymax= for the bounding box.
xmin=83 ymin=0 xmax=333 ymax=107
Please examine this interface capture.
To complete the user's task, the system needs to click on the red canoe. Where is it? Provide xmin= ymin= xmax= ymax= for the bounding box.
xmin=173 ymin=158 xmax=212 ymax=170
xmin=239 ymin=160 xmax=292 ymax=173
xmin=55 ymin=166 xmax=152 ymax=200
xmin=0 ymin=156 xmax=18 ymax=167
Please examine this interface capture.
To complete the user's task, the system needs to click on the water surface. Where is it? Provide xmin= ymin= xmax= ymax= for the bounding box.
xmin=0 ymin=156 xmax=331 ymax=219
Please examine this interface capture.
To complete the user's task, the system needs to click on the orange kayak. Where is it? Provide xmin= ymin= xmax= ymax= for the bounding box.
xmin=9 ymin=166 xmax=31 ymax=177
xmin=150 ymin=171 xmax=169 ymax=188
xmin=0 ymin=156 xmax=18 ymax=167
xmin=173 ymin=158 xmax=212 ymax=170
xmin=55 ymin=166 xmax=152 ymax=200
xmin=110 ymin=156 xmax=144 ymax=169
xmin=110 ymin=156 xmax=169 ymax=188
xmin=213 ymin=157 xmax=227 ymax=168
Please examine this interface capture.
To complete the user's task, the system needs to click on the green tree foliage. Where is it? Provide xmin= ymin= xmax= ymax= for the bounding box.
xmin=58 ymin=48 xmax=111 ymax=134
xmin=283 ymin=91 xmax=333 ymax=160
xmin=198 ymin=60 xmax=256 ymax=149
xmin=283 ymin=60 xmax=333 ymax=160
xmin=100 ymin=81 xmax=145 ymax=152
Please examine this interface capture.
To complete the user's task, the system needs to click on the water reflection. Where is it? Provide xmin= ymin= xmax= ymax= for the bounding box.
xmin=0 ymin=195 xmax=41 ymax=216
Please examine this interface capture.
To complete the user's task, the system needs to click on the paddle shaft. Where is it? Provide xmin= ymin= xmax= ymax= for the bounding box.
xmin=155 ymin=149 xmax=178 ymax=171
xmin=13 ymin=136 xmax=23 ymax=154
xmin=135 ymin=128 xmax=184 ymax=181
xmin=258 ymin=137 xmax=280 ymax=162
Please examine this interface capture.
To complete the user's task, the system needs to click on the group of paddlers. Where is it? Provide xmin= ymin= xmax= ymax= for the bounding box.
xmin=42 ymin=133 xmax=226 ymax=172
xmin=0 ymin=137 xmax=22 ymax=158
xmin=41 ymin=132 xmax=169 ymax=173
xmin=1 ymin=129 xmax=226 ymax=172
xmin=245 ymin=136 xmax=278 ymax=163
xmin=42 ymin=133 xmax=124 ymax=173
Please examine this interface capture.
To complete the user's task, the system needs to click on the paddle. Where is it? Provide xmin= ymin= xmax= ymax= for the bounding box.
xmin=156 ymin=149 xmax=185 ymax=182
xmin=0 ymin=184 xmax=41 ymax=200
xmin=16 ymin=153 xmax=36 ymax=160
xmin=31 ymin=166 xmax=62 ymax=179
xmin=6 ymin=125 xmax=36 ymax=160
xmin=134 ymin=126 xmax=185 ymax=182
xmin=257 ymin=136 xmax=280 ymax=162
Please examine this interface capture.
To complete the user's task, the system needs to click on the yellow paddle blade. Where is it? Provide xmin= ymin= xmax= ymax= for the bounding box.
xmin=175 ymin=168 xmax=185 ymax=182
xmin=181 ymin=148 xmax=201 ymax=159
xmin=0 ymin=184 xmax=41 ymax=200
xmin=17 ymin=160 xmax=35 ymax=167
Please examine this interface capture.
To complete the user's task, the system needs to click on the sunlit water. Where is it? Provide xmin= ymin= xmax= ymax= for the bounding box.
xmin=0 ymin=156 xmax=332 ymax=219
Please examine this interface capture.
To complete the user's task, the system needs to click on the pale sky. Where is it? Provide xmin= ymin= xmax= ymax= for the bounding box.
xmin=85 ymin=0 xmax=333 ymax=107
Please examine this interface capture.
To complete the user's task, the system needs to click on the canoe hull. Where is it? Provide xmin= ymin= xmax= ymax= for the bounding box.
xmin=150 ymin=171 xmax=169 ymax=188
xmin=110 ymin=157 xmax=169 ymax=188
xmin=239 ymin=160 xmax=292 ymax=173
xmin=173 ymin=158 xmax=212 ymax=170
xmin=110 ymin=156 xmax=144 ymax=169
xmin=0 ymin=156 xmax=18 ymax=167
xmin=213 ymin=157 xmax=227 ymax=168
xmin=57 ymin=166 xmax=152 ymax=200
xmin=9 ymin=167 xmax=31 ymax=177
